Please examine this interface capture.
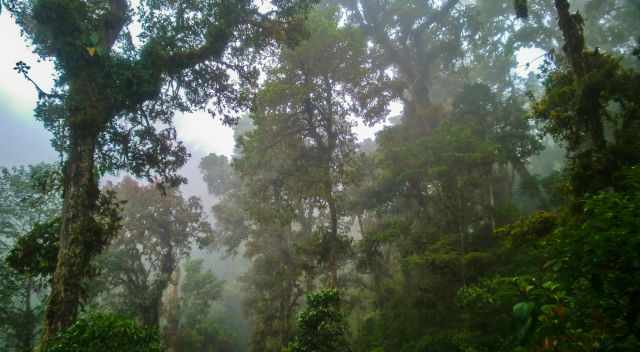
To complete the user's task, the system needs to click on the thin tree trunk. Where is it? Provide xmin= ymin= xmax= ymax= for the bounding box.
xmin=554 ymin=0 xmax=586 ymax=76
xmin=165 ymin=266 xmax=180 ymax=352
xmin=18 ymin=278 xmax=35 ymax=352
xmin=279 ymin=291 xmax=287 ymax=348
xmin=324 ymin=76 xmax=339 ymax=289
xmin=328 ymin=193 xmax=339 ymax=288
xmin=457 ymin=186 xmax=466 ymax=287
xmin=42 ymin=130 xmax=99 ymax=345
xmin=488 ymin=181 xmax=496 ymax=234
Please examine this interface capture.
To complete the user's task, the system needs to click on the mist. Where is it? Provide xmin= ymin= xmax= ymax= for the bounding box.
xmin=1 ymin=1 xmax=639 ymax=351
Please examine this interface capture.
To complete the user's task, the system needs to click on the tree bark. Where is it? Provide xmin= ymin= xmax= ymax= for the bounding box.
xmin=324 ymin=76 xmax=339 ymax=289
xmin=42 ymin=129 xmax=100 ymax=345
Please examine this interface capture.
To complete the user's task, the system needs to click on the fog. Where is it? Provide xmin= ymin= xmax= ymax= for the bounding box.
xmin=1 ymin=1 xmax=639 ymax=351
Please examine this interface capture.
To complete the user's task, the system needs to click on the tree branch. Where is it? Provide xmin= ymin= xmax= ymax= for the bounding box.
xmin=554 ymin=0 xmax=586 ymax=75
xmin=102 ymin=0 xmax=129 ymax=50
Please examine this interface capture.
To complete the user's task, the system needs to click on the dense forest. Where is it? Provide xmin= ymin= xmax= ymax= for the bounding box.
xmin=1 ymin=0 xmax=639 ymax=351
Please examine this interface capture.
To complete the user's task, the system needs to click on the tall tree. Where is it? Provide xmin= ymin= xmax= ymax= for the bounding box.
xmin=530 ymin=0 xmax=640 ymax=198
xmin=248 ymin=7 xmax=390 ymax=287
xmin=203 ymin=10 xmax=389 ymax=348
xmin=453 ymin=2 xmax=640 ymax=351
xmin=94 ymin=177 xmax=212 ymax=329
xmin=4 ymin=0 xmax=316 ymax=342
xmin=202 ymin=150 xmax=319 ymax=351
xmin=173 ymin=259 xmax=230 ymax=352
xmin=337 ymin=0 xmax=466 ymax=131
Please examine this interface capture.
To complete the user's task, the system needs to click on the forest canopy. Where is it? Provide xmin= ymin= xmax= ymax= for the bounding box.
xmin=1 ymin=0 xmax=639 ymax=351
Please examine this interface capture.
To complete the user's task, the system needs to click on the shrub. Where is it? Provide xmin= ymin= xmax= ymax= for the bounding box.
xmin=44 ymin=312 xmax=163 ymax=352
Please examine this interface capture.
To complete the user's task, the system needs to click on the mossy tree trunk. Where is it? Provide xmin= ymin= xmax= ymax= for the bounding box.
xmin=43 ymin=125 xmax=101 ymax=344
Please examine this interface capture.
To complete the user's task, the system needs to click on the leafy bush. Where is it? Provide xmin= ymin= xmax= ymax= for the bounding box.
xmin=44 ymin=312 xmax=163 ymax=352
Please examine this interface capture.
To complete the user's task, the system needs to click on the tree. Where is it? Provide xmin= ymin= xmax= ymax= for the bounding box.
xmin=200 ymin=154 xmax=236 ymax=198
xmin=202 ymin=149 xmax=318 ymax=352
xmin=0 ymin=164 xmax=61 ymax=352
xmin=284 ymin=289 xmax=350 ymax=352
xmin=337 ymin=0 xmax=465 ymax=129
xmin=200 ymin=9 xmax=391 ymax=346
xmin=174 ymin=259 xmax=233 ymax=352
xmin=246 ymin=6 xmax=389 ymax=287
xmin=455 ymin=2 xmax=640 ymax=350
xmin=334 ymin=0 xmax=547 ymax=126
xmin=94 ymin=177 xmax=212 ymax=330
xmin=4 ymin=0 xmax=317 ymax=342
xmin=530 ymin=0 xmax=640 ymax=199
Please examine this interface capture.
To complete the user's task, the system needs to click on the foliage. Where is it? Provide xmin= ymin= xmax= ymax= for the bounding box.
xmin=44 ymin=312 xmax=163 ymax=352
xmin=174 ymin=259 xmax=234 ymax=352
xmin=532 ymin=51 xmax=640 ymax=197
xmin=200 ymin=154 xmax=236 ymax=197
xmin=0 ymin=164 xmax=62 ymax=352
xmin=208 ymin=7 xmax=391 ymax=349
xmin=285 ymin=289 xmax=350 ymax=352
xmin=6 ymin=217 xmax=61 ymax=279
xmin=93 ymin=177 xmax=212 ymax=328
xmin=496 ymin=211 xmax=558 ymax=249
xmin=4 ymin=0 xmax=320 ymax=185
xmin=0 ymin=164 xmax=62 ymax=241
xmin=454 ymin=3 xmax=640 ymax=350
xmin=3 ymin=0 xmax=640 ymax=351
xmin=466 ymin=167 xmax=640 ymax=351
xmin=5 ymin=0 xmax=319 ymax=340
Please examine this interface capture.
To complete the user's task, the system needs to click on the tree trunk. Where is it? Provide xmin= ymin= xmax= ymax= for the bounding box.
xmin=554 ymin=0 xmax=606 ymax=152
xmin=324 ymin=76 xmax=339 ymax=289
xmin=488 ymin=180 xmax=496 ymax=234
xmin=42 ymin=130 xmax=99 ymax=345
xmin=142 ymin=295 xmax=162 ymax=328
xmin=457 ymin=186 xmax=466 ymax=287
xmin=145 ymin=249 xmax=176 ymax=329
xmin=18 ymin=278 xmax=35 ymax=352
xmin=328 ymin=193 xmax=339 ymax=288
xmin=165 ymin=266 xmax=180 ymax=352
xmin=554 ymin=0 xmax=585 ymax=76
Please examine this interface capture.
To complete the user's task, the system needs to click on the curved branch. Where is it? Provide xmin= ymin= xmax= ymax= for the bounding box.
xmin=101 ymin=0 xmax=129 ymax=50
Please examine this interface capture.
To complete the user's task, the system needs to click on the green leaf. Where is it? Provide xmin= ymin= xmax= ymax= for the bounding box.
xmin=513 ymin=301 xmax=535 ymax=321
